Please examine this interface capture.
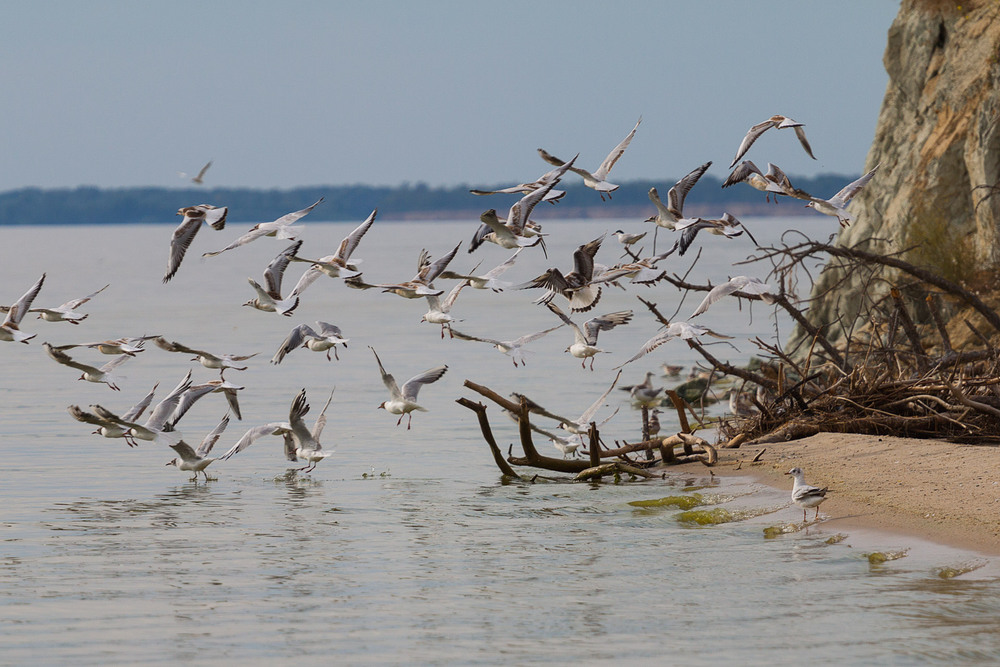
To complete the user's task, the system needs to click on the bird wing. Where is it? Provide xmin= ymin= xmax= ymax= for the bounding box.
xmin=593 ymin=117 xmax=640 ymax=180
xmin=218 ymin=421 xmax=289 ymax=460
xmin=537 ymin=148 xmax=591 ymax=181
xmin=146 ymin=370 xmax=193 ymax=429
xmin=575 ymin=369 xmax=623 ymax=424
xmin=271 ymin=197 xmax=324 ymax=227
xmin=167 ymin=382 xmax=217 ymax=429
xmin=399 ymin=365 xmax=449 ymax=402
xmin=573 ymin=234 xmax=605 ymax=280
xmin=287 ymin=388 xmax=319 ymax=453
xmin=722 ymin=161 xmax=760 ymax=189
xmin=505 ymin=155 xmax=576 ymax=232
xmin=370 ymin=346 xmax=402 ymax=401
xmin=448 ymin=328 xmax=501 ymax=346
xmin=729 ymin=118 xmax=778 ymax=168
xmin=667 ymin=161 xmax=712 ymax=218
xmin=271 ymin=323 xmax=317 ymax=364
xmin=263 ymin=240 xmax=303 ymax=297
xmin=544 ymin=302 xmax=586 ymax=345
xmin=3 ymin=273 xmax=45 ymax=328
xmin=482 ymin=249 xmax=522 ymax=280
xmin=68 ymin=404 xmax=112 ymax=427
xmin=55 ymin=283 xmax=110 ymax=311
xmin=194 ymin=160 xmax=213 ymax=183
xmin=121 ymin=383 xmax=158 ymax=422
xmin=152 ymin=336 xmax=212 ymax=358
xmin=510 ymin=323 xmax=564 ymax=347
xmin=418 ymin=243 xmax=461 ymax=284
xmin=828 ymin=163 xmax=880 ymax=208
xmin=314 ymin=321 xmax=345 ymax=340
xmin=311 ymin=389 xmax=335 ymax=442
xmin=43 ymin=343 xmax=100 ymax=374
xmin=792 ymin=125 xmax=816 ymax=160
xmin=582 ymin=310 xmax=633 ymax=346
xmin=169 ymin=440 xmax=200 ymax=462
xmin=164 ymin=212 xmax=204 ymax=282
xmin=336 ymin=208 xmax=376 ymax=262
xmin=440 ymin=280 xmax=468 ymax=312
xmin=195 ymin=413 xmax=231 ymax=457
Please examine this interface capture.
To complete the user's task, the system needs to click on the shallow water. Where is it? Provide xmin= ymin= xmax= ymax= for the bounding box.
xmin=3 ymin=217 xmax=1000 ymax=664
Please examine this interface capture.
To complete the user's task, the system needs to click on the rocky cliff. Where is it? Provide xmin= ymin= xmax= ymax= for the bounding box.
xmin=789 ymin=0 xmax=1000 ymax=353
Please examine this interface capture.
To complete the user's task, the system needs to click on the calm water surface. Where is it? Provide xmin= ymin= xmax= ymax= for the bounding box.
xmin=3 ymin=217 xmax=1000 ymax=664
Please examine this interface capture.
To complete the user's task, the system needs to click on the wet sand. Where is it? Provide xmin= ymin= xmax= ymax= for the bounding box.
xmin=698 ymin=433 xmax=1000 ymax=555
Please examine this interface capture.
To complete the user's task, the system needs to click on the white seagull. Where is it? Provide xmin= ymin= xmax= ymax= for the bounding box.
xmin=90 ymin=371 xmax=193 ymax=447
xmin=50 ymin=335 xmax=157 ymax=357
xmin=514 ymin=234 xmax=605 ymax=313
xmin=153 ymin=336 xmax=258 ymax=377
xmin=43 ymin=342 xmax=137 ymax=390
xmin=163 ymin=204 xmax=228 ymax=282
xmin=203 ymin=197 xmax=324 ymax=257
xmin=243 ymin=240 xmax=303 ymax=316
xmin=421 ymin=280 xmax=469 ymax=338
xmin=375 ymin=244 xmax=461 ymax=300
xmin=271 ymin=321 xmax=349 ymax=364
xmin=729 ymin=115 xmax=816 ymax=168
xmin=538 ymin=117 xmax=641 ymax=200
xmin=283 ymin=388 xmax=336 ymax=472
xmin=805 ymin=164 xmax=881 ymax=227
xmin=165 ymin=414 xmax=232 ymax=481
xmin=689 ymin=276 xmax=777 ymax=318
xmin=439 ymin=249 xmax=522 ymax=292
xmin=288 ymin=208 xmax=376 ymax=298
xmin=67 ymin=383 xmax=158 ymax=447
xmin=470 ymin=162 xmax=569 ymax=203
xmin=676 ymin=213 xmax=747 ymax=256
xmin=645 ymin=162 xmax=713 ymax=232
xmin=180 ymin=159 xmax=213 ymax=185
xmin=28 ymin=283 xmax=109 ymax=324
xmin=449 ymin=323 xmax=564 ymax=367
xmin=785 ymin=466 xmax=829 ymax=522
xmin=167 ymin=378 xmax=245 ymax=426
xmin=545 ymin=302 xmax=633 ymax=370
xmin=0 ymin=273 xmax=45 ymax=344
xmin=620 ymin=371 xmax=663 ymax=407
xmin=616 ymin=321 xmax=726 ymax=368
xmin=555 ymin=369 xmax=623 ymax=435
xmin=469 ymin=157 xmax=576 ymax=254
xmin=370 ymin=346 xmax=448 ymax=429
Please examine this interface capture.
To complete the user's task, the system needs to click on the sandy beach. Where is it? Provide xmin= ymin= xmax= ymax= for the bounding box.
xmin=700 ymin=433 xmax=1000 ymax=555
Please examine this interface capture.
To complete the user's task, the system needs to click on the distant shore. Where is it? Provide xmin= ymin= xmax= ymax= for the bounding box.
xmin=699 ymin=433 xmax=1000 ymax=555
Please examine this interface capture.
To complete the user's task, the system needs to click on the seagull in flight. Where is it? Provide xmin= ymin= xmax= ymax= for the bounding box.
xmin=68 ymin=383 xmax=159 ymax=447
xmin=179 ymin=159 xmax=213 ymax=185
xmin=729 ymin=115 xmax=816 ymax=168
xmin=43 ymin=341 xmax=138 ymax=390
xmin=616 ymin=321 xmax=727 ymax=368
xmin=153 ymin=336 xmax=258 ymax=378
xmin=514 ymin=234 xmax=605 ymax=313
xmin=449 ymin=323 xmax=564 ymax=367
xmin=0 ymin=273 xmax=45 ymax=344
xmin=421 ymin=280 xmax=469 ymax=338
xmin=166 ymin=413 xmax=232 ymax=481
xmin=439 ymin=249 xmax=522 ymax=292
xmin=271 ymin=321 xmax=349 ymax=364
xmin=370 ymin=346 xmax=448 ymax=429
xmin=203 ymin=198 xmax=324 ymax=257
xmin=373 ymin=243 xmax=461 ymax=300
xmin=163 ymin=204 xmax=228 ymax=283
xmin=545 ymin=302 xmax=633 ymax=370
xmin=805 ymin=164 xmax=881 ymax=227
xmin=689 ymin=276 xmax=777 ymax=319
xmin=27 ymin=283 xmax=109 ymax=324
xmin=288 ymin=208 xmax=376 ymax=298
xmin=538 ymin=117 xmax=641 ymax=200
xmin=645 ymin=162 xmax=713 ymax=232
xmin=243 ymin=240 xmax=303 ymax=316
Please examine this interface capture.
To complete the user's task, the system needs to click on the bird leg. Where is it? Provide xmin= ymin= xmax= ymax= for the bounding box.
xmin=396 ymin=414 xmax=404 ymax=427
xmin=407 ymin=413 xmax=413 ymax=430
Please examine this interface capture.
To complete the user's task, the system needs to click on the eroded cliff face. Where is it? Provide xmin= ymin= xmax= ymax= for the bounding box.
xmin=789 ymin=0 xmax=1000 ymax=353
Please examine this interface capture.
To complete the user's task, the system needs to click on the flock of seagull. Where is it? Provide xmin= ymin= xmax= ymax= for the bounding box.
xmin=3 ymin=115 xmax=871 ymax=512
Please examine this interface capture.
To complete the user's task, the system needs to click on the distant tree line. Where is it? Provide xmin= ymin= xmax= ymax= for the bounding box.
xmin=0 ymin=173 xmax=856 ymax=226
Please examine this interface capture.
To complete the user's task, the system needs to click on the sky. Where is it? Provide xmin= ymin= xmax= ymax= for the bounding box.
xmin=0 ymin=1 xmax=901 ymax=192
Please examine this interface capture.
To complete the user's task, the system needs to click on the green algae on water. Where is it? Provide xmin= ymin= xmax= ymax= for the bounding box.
xmin=629 ymin=493 xmax=704 ymax=510
xmin=676 ymin=507 xmax=734 ymax=526
xmin=866 ymin=549 xmax=909 ymax=565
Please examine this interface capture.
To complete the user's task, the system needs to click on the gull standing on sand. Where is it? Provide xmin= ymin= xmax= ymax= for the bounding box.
xmin=43 ymin=341 xmax=138 ymax=390
xmin=538 ymin=117 xmax=641 ymax=200
xmin=27 ymin=283 xmax=108 ymax=324
xmin=67 ymin=383 xmax=158 ymax=447
xmin=620 ymin=371 xmax=663 ymax=407
xmin=469 ymin=157 xmax=576 ymax=255
xmin=527 ymin=422 xmax=586 ymax=459
xmin=163 ymin=204 xmax=227 ymax=282
xmin=449 ymin=323 xmax=564 ymax=367
xmin=202 ymin=198 xmax=324 ymax=257
xmin=370 ymin=346 xmax=448 ymax=429
xmin=165 ymin=414 xmax=232 ymax=481
xmin=243 ymin=240 xmax=303 ymax=316
xmin=729 ymin=115 xmax=816 ymax=168
xmin=786 ymin=467 xmax=828 ymax=522
xmin=805 ymin=164 xmax=881 ymax=227
xmin=689 ymin=276 xmax=777 ymax=318
xmin=271 ymin=321 xmax=349 ymax=364
xmin=545 ymin=302 xmax=633 ymax=370
xmin=288 ymin=209 xmax=376 ymax=298
xmin=515 ymin=234 xmax=605 ymax=313
xmin=153 ymin=336 xmax=258 ymax=377
xmin=0 ymin=273 xmax=45 ymax=344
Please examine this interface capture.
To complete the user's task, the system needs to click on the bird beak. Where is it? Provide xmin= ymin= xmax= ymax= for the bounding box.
xmin=377 ymin=403 xmax=385 ymax=410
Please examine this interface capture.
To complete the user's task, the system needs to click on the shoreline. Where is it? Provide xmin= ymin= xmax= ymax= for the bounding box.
xmin=689 ymin=433 xmax=1000 ymax=556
